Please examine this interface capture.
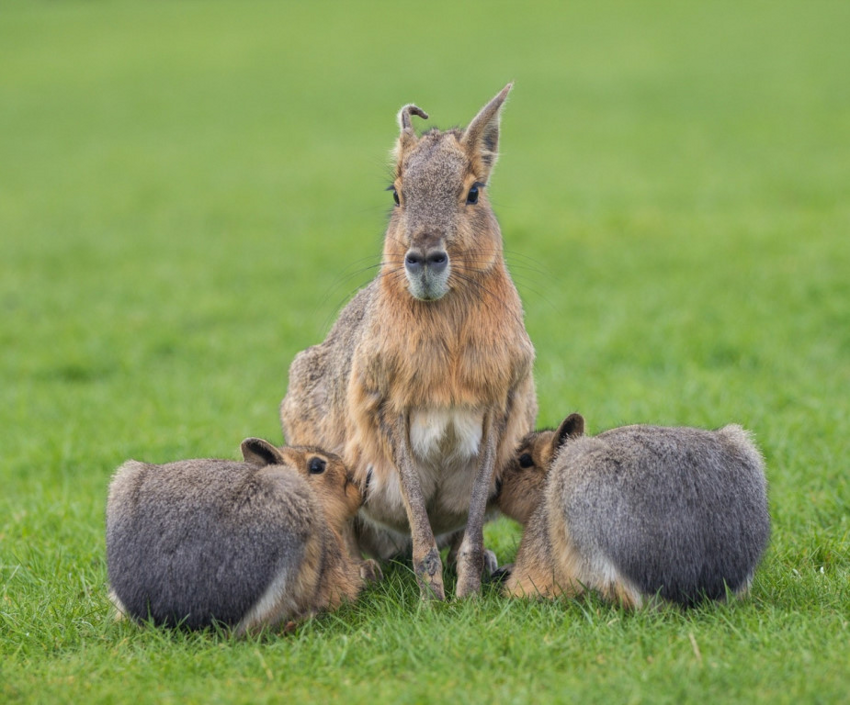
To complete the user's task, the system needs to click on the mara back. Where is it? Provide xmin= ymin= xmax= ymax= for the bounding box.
xmin=106 ymin=457 xmax=319 ymax=629
xmin=550 ymin=424 xmax=770 ymax=605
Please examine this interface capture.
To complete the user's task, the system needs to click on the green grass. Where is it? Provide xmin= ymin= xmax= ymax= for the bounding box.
xmin=2 ymin=0 xmax=849 ymax=702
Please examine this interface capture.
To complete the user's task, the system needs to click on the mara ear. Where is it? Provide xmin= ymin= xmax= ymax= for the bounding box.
xmin=395 ymin=103 xmax=429 ymax=160
xmin=461 ymin=82 xmax=513 ymax=175
xmin=553 ymin=413 xmax=585 ymax=454
xmin=241 ymin=438 xmax=285 ymax=467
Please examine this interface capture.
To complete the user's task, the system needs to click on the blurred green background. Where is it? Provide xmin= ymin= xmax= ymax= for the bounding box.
xmin=1 ymin=1 xmax=848 ymax=702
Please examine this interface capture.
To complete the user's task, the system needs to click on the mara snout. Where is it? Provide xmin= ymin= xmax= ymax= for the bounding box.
xmin=403 ymin=241 xmax=450 ymax=302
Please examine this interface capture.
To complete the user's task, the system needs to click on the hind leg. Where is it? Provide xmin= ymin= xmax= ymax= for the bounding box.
xmin=731 ymin=576 xmax=754 ymax=601
xmin=108 ymin=589 xmax=130 ymax=622
xmin=544 ymin=513 xmax=641 ymax=607
xmin=354 ymin=517 xmax=412 ymax=560
xmin=445 ymin=530 xmax=498 ymax=578
xmin=503 ymin=562 xmax=573 ymax=599
xmin=503 ymin=522 xmax=586 ymax=599
xmin=360 ymin=559 xmax=383 ymax=583
xmin=594 ymin=578 xmax=643 ymax=609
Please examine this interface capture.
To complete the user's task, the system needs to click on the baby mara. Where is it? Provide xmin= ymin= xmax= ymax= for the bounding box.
xmin=106 ymin=440 xmax=379 ymax=636
xmin=496 ymin=414 xmax=770 ymax=608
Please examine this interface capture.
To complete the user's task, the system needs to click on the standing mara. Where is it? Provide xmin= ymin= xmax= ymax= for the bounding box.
xmin=281 ymin=84 xmax=537 ymax=599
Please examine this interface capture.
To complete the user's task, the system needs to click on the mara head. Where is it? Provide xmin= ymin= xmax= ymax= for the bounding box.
xmin=497 ymin=413 xmax=585 ymax=524
xmin=382 ymin=84 xmax=513 ymax=302
xmin=240 ymin=439 xmax=365 ymax=528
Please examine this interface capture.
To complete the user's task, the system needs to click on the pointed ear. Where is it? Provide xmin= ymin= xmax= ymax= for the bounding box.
xmin=395 ymin=103 xmax=429 ymax=161
xmin=461 ymin=82 xmax=512 ymax=175
xmin=241 ymin=438 xmax=285 ymax=466
xmin=552 ymin=413 xmax=585 ymax=455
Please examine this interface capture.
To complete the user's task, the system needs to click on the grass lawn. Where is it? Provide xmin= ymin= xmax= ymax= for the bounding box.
xmin=1 ymin=1 xmax=848 ymax=702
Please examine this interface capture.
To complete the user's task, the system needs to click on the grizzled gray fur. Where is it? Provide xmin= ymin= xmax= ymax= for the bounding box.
xmin=500 ymin=415 xmax=770 ymax=607
xmin=106 ymin=439 xmax=373 ymax=633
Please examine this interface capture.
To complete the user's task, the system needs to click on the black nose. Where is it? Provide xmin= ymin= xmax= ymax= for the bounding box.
xmin=405 ymin=250 xmax=424 ymax=274
xmin=426 ymin=250 xmax=448 ymax=274
xmin=405 ymin=249 xmax=448 ymax=275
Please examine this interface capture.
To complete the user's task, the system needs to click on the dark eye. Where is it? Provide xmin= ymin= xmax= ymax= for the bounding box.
xmin=518 ymin=453 xmax=534 ymax=469
xmin=308 ymin=457 xmax=326 ymax=474
xmin=466 ymin=185 xmax=479 ymax=205
xmin=392 ymin=188 xmax=400 ymax=206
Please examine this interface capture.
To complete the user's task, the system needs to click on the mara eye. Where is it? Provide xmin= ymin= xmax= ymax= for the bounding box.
xmin=392 ymin=188 xmax=400 ymax=206
xmin=518 ymin=453 xmax=534 ymax=469
xmin=466 ymin=185 xmax=479 ymax=205
xmin=308 ymin=457 xmax=326 ymax=474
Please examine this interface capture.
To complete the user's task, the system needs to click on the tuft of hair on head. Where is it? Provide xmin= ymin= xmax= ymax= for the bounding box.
xmin=397 ymin=104 xmax=429 ymax=132
xmin=396 ymin=104 xmax=429 ymax=156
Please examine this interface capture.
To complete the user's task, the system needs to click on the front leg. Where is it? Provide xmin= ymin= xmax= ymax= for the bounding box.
xmin=359 ymin=558 xmax=383 ymax=583
xmin=389 ymin=414 xmax=445 ymax=601
xmin=456 ymin=414 xmax=497 ymax=598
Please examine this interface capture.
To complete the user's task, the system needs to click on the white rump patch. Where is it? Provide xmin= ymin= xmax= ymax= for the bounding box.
xmin=586 ymin=552 xmax=643 ymax=608
xmin=236 ymin=561 xmax=299 ymax=635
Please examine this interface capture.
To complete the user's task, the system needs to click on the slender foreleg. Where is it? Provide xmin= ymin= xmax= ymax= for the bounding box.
xmin=456 ymin=414 xmax=497 ymax=598
xmin=390 ymin=414 xmax=445 ymax=601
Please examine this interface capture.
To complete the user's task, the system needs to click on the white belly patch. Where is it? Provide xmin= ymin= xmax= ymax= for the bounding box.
xmin=409 ymin=407 xmax=483 ymax=462
xmin=359 ymin=407 xmax=485 ymax=536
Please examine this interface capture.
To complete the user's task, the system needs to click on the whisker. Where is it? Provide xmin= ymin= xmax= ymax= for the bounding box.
xmin=454 ymin=257 xmax=551 ymax=278
xmin=449 ymin=262 xmax=557 ymax=313
xmin=311 ymin=226 xmax=550 ymax=331
xmin=317 ymin=264 xmax=408 ymax=332
xmin=507 ymin=280 xmax=558 ymax=314
xmin=315 ymin=262 xmax=382 ymax=313
xmin=447 ymin=271 xmax=526 ymax=329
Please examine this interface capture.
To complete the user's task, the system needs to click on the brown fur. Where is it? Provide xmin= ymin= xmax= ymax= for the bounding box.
xmin=257 ymin=444 xmax=380 ymax=623
xmin=497 ymin=416 xmax=589 ymax=600
xmin=281 ymin=85 xmax=537 ymax=599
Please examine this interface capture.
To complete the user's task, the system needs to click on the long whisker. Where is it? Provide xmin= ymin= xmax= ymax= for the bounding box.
xmin=318 ymin=263 xmax=407 ymax=332
xmin=453 ymin=264 xmax=556 ymax=313
xmin=446 ymin=270 xmax=526 ymax=329
xmin=379 ymin=232 xmax=555 ymax=281
xmin=315 ymin=262 xmax=381 ymax=316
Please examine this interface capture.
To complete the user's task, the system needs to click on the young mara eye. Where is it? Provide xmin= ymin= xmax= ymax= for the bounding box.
xmin=518 ymin=453 xmax=534 ymax=469
xmin=308 ymin=457 xmax=326 ymax=474
xmin=466 ymin=185 xmax=480 ymax=205
xmin=387 ymin=185 xmax=400 ymax=206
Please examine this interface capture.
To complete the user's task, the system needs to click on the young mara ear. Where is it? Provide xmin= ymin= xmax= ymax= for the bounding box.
xmin=461 ymin=82 xmax=512 ymax=175
xmin=241 ymin=438 xmax=285 ymax=467
xmin=553 ymin=413 xmax=585 ymax=454
xmin=396 ymin=103 xmax=429 ymax=159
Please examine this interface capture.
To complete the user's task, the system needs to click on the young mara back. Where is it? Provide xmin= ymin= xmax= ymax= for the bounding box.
xmin=106 ymin=439 xmax=373 ymax=634
xmin=498 ymin=414 xmax=770 ymax=607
